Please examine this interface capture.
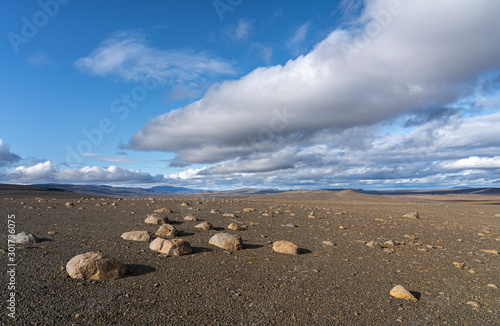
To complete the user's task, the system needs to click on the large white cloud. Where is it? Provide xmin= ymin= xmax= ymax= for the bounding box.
xmin=128 ymin=0 xmax=500 ymax=166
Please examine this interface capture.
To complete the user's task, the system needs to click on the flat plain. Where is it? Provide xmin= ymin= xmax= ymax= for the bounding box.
xmin=1 ymin=186 xmax=499 ymax=325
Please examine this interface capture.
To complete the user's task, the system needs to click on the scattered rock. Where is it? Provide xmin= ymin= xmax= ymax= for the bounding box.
xmin=453 ymin=262 xmax=465 ymax=269
xmin=47 ymin=231 xmax=57 ymax=235
xmin=283 ymin=223 xmax=296 ymax=228
xmin=66 ymin=252 xmax=126 ymax=280
xmin=145 ymin=213 xmax=169 ymax=225
xmin=120 ymin=231 xmax=150 ymax=242
xmin=480 ymin=249 xmax=499 ymax=255
xmin=210 ymin=209 xmax=220 ymax=214
xmin=389 ymin=285 xmax=418 ymax=301
xmin=14 ymin=232 xmax=38 ymax=245
xmin=149 ymin=238 xmax=192 ymax=256
xmin=181 ymin=202 xmax=190 ymax=207
xmin=243 ymin=208 xmax=256 ymax=212
xmin=209 ymin=233 xmax=243 ymax=251
xmin=195 ymin=222 xmax=213 ymax=230
xmin=487 ymin=283 xmax=498 ymax=289
xmin=227 ymin=223 xmax=242 ymax=231
xmin=65 ymin=202 xmax=74 ymax=208
xmin=155 ymin=224 xmax=179 ymax=237
xmin=403 ymin=212 xmax=419 ymax=218
xmin=404 ymin=234 xmax=418 ymax=240
xmin=384 ymin=240 xmax=395 ymax=246
xmin=466 ymin=301 xmax=480 ymax=308
xmin=322 ymin=241 xmax=334 ymax=246
xmin=154 ymin=207 xmax=172 ymax=213
xmin=184 ymin=215 xmax=198 ymax=221
xmin=366 ymin=241 xmax=382 ymax=249
xmin=223 ymin=213 xmax=236 ymax=218
xmin=273 ymin=240 xmax=300 ymax=255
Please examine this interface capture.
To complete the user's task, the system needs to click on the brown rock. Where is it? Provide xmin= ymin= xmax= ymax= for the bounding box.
xmin=389 ymin=285 xmax=418 ymax=301
xmin=403 ymin=212 xmax=419 ymax=218
xmin=149 ymin=238 xmax=192 ymax=256
xmin=273 ymin=240 xmax=300 ymax=255
xmin=120 ymin=231 xmax=150 ymax=242
xmin=66 ymin=252 xmax=126 ymax=280
xmin=209 ymin=233 xmax=243 ymax=251
xmin=466 ymin=301 xmax=481 ymax=308
xmin=184 ymin=214 xmax=198 ymax=221
xmin=480 ymin=249 xmax=499 ymax=255
xmin=145 ymin=213 xmax=168 ymax=225
xmin=243 ymin=208 xmax=256 ymax=212
xmin=181 ymin=202 xmax=190 ymax=207
xmin=155 ymin=224 xmax=179 ymax=237
xmin=227 ymin=223 xmax=242 ymax=231
xmin=195 ymin=222 xmax=213 ymax=230
xmin=366 ymin=240 xmax=382 ymax=249
xmin=154 ymin=207 xmax=172 ymax=213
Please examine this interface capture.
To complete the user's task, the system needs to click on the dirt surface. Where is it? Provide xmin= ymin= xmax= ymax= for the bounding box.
xmin=1 ymin=189 xmax=499 ymax=325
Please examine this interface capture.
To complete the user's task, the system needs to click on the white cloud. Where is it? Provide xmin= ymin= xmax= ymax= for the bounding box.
xmin=231 ymin=19 xmax=253 ymax=41
xmin=128 ymin=0 xmax=500 ymax=169
xmin=74 ymin=32 xmax=235 ymax=84
xmin=441 ymin=156 xmax=500 ymax=170
xmin=81 ymin=153 xmax=135 ymax=164
xmin=287 ymin=23 xmax=310 ymax=48
xmin=0 ymin=139 xmax=21 ymax=167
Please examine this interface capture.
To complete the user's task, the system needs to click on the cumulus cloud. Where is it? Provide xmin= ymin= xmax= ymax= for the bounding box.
xmin=74 ymin=32 xmax=235 ymax=84
xmin=0 ymin=139 xmax=21 ymax=167
xmin=441 ymin=156 xmax=500 ymax=170
xmin=4 ymin=161 xmax=166 ymax=184
xmin=128 ymin=0 xmax=500 ymax=173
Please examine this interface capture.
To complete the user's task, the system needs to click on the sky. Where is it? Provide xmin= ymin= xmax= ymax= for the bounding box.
xmin=1 ymin=0 xmax=500 ymax=190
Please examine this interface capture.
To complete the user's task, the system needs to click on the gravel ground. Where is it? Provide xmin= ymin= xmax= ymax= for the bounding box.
xmin=1 ymin=188 xmax=499 ymax=325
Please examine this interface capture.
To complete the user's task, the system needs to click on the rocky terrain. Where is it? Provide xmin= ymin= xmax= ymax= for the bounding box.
xmin=1 ymin=186 xmax=499 ymax=325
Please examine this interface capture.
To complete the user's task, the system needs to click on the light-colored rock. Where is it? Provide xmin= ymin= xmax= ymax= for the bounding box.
xmin=184 ymin=215 xmax=198 ymax=221
xmin=195 ymin=222 xmax=213 ymax=230
xmin=273 ymin=240 xmax=299 ymax=255
xmin=389 ymin=285 xmax=418 ymax=301
xmin=223 ymin=213 xmax=236 ymax=217
xmin=209 ymin=233 xmax=243 ymax=251
xmin=366 ymin=240 xmax=382 ymax=249
xmin=453 ymin=262 xmax=465 ymax=269
xmin=155 ymin=224 xmax=178 ymax=237
xmin=149 ymin=238 xmax=192 ymax=256
xmin=283 ymin=223 xmax=296 ymax=228
xmin=210 ymin=209 xmax=219 ymax=214
xmin=144 ymin=213 xmax=168 ymax=225
xmin=384 ymin=240 xmax=395 ymax=246
xmin=181 ymin=202 xmax=190 ymax=207
xmin=154 ymin=207 xmax=172 ymax=213
xmin=65 ymin=202 xmax=74 ymax=207
xmin=403 ymin=212 xmax=419 ymax=218
xmin=66 ymin=252 xmax=126 ymax=280
xmin=120 ymin=231 xmax=150 ymax=242
xmin=487 ymin=283 xmax=498 ymax=289
xmin=480 ymin=249 xmax=499 ymax=255
xmin=227 ymin=223 xmax=242 ymax=231
xmin=243 ymin=208 xmax=255 ymax=212
xmin=322 ymin=241 xmax=334 ymax=246
xmin=466 ymin=301 xmax=481 ymax=308
xmin=15 ymin=232 xmax=38 ymax=245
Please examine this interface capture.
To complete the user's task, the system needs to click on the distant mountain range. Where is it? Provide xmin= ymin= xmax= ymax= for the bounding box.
xmin=0 ymin=183 xmax=498 ymax=198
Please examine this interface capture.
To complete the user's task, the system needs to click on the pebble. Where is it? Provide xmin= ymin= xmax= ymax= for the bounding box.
xmin=184 ymin=215 xmax=198 ymax=221
xmin=403 ymin=212 xmax=419 ymax=218
xmin=466 ymin=301 xmax=480 ymax=308
xmin=154 ymin=207 xmax=172 ymax=213
xmin=243 ymin=208 xmax=256 ymax=212
xmin=120 ymin=231 xmax=150 ymax=242
xmin=273 ymin=240 xmax=300 ymax=255
xmin=480 ymin=249 xmax=499 ymax=255
xmin=366 ymin=241 xmax=382 ymax=249
xmin=487 ymin=283 xmax=498 ymax=289
xmin=322 ymin=241 xmax=334 ymax=246
xmin=15 ymin=232 xmax=38 ymax=245
xmin=453 ymin=262 xmax=465 ymax=269
xmin=227 ymin=223 xmax=242 ymax=231
xmin=195 ymin=222 xmax=213 ymax=230
xmin=389 ymin=285 xmax=418 ymax=302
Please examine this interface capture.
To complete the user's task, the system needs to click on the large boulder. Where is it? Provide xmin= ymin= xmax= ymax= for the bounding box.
xmin=149 ymin=238 xmax=192 ymax=256
xmin=195 ymin=222 xmax=213 ymax=230
xmin=155 ymin=224 xmax=179 ymax=237
xmin=209 ymin=233 xmax=243 ymax=251
xmin=145 ymin=213 xmax=169 ymax=225
xmin=120 ymin=231 xmax=150 ymax=242
xmin=66 ymin=252 xmax=126 ymax=280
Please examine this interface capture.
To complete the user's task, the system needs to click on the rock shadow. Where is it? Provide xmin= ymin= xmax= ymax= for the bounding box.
xmin=125 ymin=264 xmax=156 ymax=277
xmin=299 ymin=248 xmax=312 ymax=254
xmin=243 ymin=243 xmax=264 ymax=250
xmin=191 ymin=246 xmax=212 ymax=254
xmin=410 ymin=291 xmax=422 ymax=301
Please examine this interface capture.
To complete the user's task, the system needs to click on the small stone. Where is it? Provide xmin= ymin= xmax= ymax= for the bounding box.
xmin=223 ymin=213 xmax=236 ymax=218
xmin=14 ymin=232 xmax=38 ymax=245
xmin=389 ymin=285 xmax=418 ymax=301
xmin=227 ymin=223 xmax=242 ymax=231
xmin=403 ymin=212 xmax=419 ymax=218
xmin=210 ymin=209 xmax=219 ymax=214
xmin=322 ymin=241 xmax=334 ymax=246
xmin=487 ymin=283 xmax=498 ymax=289
xmin=184 ymin=215 xmax=198 ymax=221
xmin=144 ymin=213 xmax=168 ymax=225
xmin=273 ymin=240 xmax=300 ymax=255
xmin=209 ymin=233 xmax=243 ymax=251
xmin=453 ymin=262 xmax=464 ymax=269
xmin=154 ymin=207 xmax=172 ymax=213
xmin=66 ymin=252 xmax=126 ymax=280
xmin=480 ymin=249 xmax=499 ymax=255
xmin=384 ymin=240 xmax=395 ymax=246
xmin=366 ymin=241 xmax=382 ymax=249
xmin=149 ymin=238 xmax=192 ymax=256
xmin=155 ymin=224 xmax=179 ymax=237
xmin=466 ymin=301 xmax=480 ymax=308
xmin=243 ymin=208 xmax=256 ymax=212
xmin=195 ymin=222 xmax=213 ymax=230
xmin=283 ymin=223 xmax=296 ymax=228
xmin=47 ymin=231 xmax=57 ymax=235
xmin=120 ymin=231 xmax=150 ymax=242
xmin=65 ymin=202 xmax=74 ymax=207
xmin=181 ymin=202 xmax=190 ymax=207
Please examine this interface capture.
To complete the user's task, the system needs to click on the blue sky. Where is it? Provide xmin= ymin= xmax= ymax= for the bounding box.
xmin=1 ymin=0 xmax=500 ymax=190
